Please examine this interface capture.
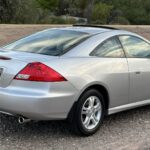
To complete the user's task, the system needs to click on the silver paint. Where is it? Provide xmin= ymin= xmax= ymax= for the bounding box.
xmin=0 ymin=27 xmax=149 ymax=120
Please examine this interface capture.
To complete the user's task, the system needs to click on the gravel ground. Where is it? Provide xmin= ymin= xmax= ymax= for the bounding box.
xmin=0 ymin=25 xmax=150 ymax=150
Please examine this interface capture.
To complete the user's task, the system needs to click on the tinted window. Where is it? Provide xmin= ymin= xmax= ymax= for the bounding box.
xmin=119 ymin=35 xmax=150 ymax=58
xmin=4 ymin=29 xmax=89 ymax=56
xmin=91 ymin=37 xmax=125 ymax=57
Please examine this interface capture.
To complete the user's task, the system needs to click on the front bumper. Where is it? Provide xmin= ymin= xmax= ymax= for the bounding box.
xmin=0 ymin=80 xmax=78 ymax=120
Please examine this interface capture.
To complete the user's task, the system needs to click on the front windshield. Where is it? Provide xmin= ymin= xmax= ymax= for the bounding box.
xmin=3 ymin=29 xmax=89 ymax=56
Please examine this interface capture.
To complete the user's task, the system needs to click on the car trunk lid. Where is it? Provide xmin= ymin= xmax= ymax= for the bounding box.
xmin=0 ymin=49 xmax=56 ymax=87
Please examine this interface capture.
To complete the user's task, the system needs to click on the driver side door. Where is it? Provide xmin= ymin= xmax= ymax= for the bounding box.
xmin=119 ymin=35 xmax=150 ymax=103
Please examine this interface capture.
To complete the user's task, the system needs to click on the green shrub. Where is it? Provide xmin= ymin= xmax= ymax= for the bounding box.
xmin=110 ymin=16 xmax=130 ymax=25
xmin=38 ymin=16 xmax=77 ymax=24
xmin=92 ymin=2 xmax=113 ymax=24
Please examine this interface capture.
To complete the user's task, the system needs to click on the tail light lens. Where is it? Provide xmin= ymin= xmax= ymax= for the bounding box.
xmin=14 ymin=62 xmax=67 ymax=82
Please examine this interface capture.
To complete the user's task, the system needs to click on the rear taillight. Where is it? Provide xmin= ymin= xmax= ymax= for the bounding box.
xmin=14 ymin=62 xmax=67 ymax=82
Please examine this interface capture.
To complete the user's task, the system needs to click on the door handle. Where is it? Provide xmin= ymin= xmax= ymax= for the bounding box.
xmin=135 ymin=71 xmax=141 ymax=74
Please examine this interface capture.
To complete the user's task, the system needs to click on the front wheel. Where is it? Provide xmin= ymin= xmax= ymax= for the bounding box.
xmin=72 ymin=89 xmax=105 ymax=136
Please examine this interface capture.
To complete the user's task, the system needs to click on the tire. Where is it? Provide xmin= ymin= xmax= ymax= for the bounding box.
xmin=72 ymin=89 xmax=105 ymax=136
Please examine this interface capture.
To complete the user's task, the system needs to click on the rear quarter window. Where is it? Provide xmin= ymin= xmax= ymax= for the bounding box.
xmin=90 ymin=37 xmax=125 ymax=58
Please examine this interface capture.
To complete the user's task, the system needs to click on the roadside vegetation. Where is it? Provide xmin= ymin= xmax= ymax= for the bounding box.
xmin=0 ymin=0 xmax=150 ymax=24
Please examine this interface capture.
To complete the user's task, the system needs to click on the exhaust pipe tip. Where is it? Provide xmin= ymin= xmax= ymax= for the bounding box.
xmin=18 ymin=117 xmax=31 ymax=124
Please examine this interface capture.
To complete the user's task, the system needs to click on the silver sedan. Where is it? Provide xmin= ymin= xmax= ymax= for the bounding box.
xmin=0 ymin=25 xmax=150 ymax=136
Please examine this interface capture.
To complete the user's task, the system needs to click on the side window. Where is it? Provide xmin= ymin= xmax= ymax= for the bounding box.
xmin=119 ymin=35 xmax=150 ymax=58
xmin=90 ymin=37 xmax=125 ymax=58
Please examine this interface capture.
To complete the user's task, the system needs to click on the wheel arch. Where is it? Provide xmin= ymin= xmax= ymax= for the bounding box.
xmin=68 ymin=83 xmax=110 ymax=121
xmin=79 ymin=84 xmax=110 ymax=111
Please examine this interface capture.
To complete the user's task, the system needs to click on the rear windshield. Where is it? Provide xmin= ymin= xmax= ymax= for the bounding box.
xmin=3 ymin=29 xmax=89 ymax=56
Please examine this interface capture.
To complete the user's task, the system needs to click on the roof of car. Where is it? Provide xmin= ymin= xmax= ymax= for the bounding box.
xmin=58 ymin=25 xmax=120 ymax=35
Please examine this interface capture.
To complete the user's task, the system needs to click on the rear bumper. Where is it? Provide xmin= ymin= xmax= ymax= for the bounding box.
xmin=0 ymin=81 xmax=78 ymax=120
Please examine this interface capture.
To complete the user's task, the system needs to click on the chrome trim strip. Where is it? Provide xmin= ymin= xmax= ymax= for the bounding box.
xmin=108 ymin=99 xmax=150 ymax=115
